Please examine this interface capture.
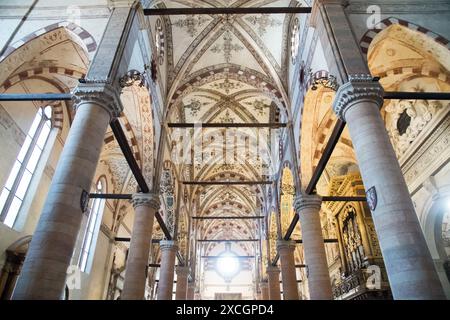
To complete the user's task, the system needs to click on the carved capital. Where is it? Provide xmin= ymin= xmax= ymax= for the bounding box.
xmin=176 ymin=266 xmax=190 ymax=276
xmin=266 ymin=265 xmax=280 ymax=274
xmin=276 ymin=240 xmax=296 ymax=252
xmin=332 ymin=74 xmax=384 ymax=121
xmin=294 ymin=193 xmax=322 ymax=212
xmin=159 ymin=240 xmax=178 ymax=252
xmin=72 ymin=81 xmax=123 ymax=118
xmin=131 ymin=193 xmax=160 ymax=210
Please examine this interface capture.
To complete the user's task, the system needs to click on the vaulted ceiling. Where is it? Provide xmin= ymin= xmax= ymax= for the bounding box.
xmin=147 ymin=0 xmax=306 ymax=273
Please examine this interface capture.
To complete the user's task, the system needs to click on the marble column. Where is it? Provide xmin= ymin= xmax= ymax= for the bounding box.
xmin=12 ymin=83 xmax=122 ymax=300
xmin=187 ymin=281 xmax=195 ymax=300
xmin=157 ymin=240 xmax=178 ymax=300
xmin=277 ymin=240 xmax=299 ymax=300
xmin=175 ymin=266 xmax=189 ymax=300
xmin=294 ymin=193 xmax=333 ymax=300
xmin=266 ymin=266 xmax=281 ymax=300
xmin=333 ymin=75 xmax=445 ymax=299
xmin=121 ymin=193 xmax=160 ymax=300
xmin=260 ymin=281 xmax=269 ymax=300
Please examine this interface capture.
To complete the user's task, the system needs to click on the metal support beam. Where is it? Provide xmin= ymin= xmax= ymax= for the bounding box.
xmin=143 ymin=7 xmax=312 ymax=16
xmin=182 ymin=181 xmax=271 ymax=185
xmin=201 ymin=255 xmax=255 ymax=259
xmin=90 ymin=193 xmax=132 ymax=200
xmin=0 ymin=93 xmax=72 ymax=101
xmin=114 ymin=237 xmax=161 ymax=243
xmin=168 ymin=123 xmax=286 ymax=128
xmin=197 ymin=239 xmax=259 ymax=242
xmin=322 ymin=196 xmax=366 ymax=202
xmin=384 ymin=91 xmax=450 ymax=100
xmin=109 ymin=119 xmax=185 ymax=265
xmin=293 ymin=239 xmax=338 ymax=244
xmin=192 ymin=216 xmax=264 ymax=220
xmin=1 ymin=91 xmax=448 ymax=103
xmin=110 ymin=119 xmax=149 ymax=193
xmin=305 ymin=119 xmax=346 ymax=194
xmin=283 ymin=215 xmax=299 ymax=241
xmin=148 ymin=264 xmax=160 ymax=268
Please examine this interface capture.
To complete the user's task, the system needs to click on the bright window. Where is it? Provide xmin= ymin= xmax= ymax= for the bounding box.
xmin=79 ymin=179 xmax=105 ymax=272
xmin=0 ymin=106 xmax=52 ymax=228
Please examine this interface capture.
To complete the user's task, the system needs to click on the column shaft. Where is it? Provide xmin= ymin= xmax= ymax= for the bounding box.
xmin=266 ymin=266 xmax=281 ymax=300
xmin=175 ymin=267 xmax=189 ymax=300
xmin=333 ymin=75 xmax=445 ymax=299
xmin=12 ymin=101 xmax=112 ymax=299
xmin=157 ymin=240 xmax=177 ymax=300
xmin=295 ymin=194 xmax=333 ymax=300
xmin=260 ymin=282 xmax=269 ymax=300
xmin=277 ymin=240 xmax=299 ymax=300
xmin=187 ymin=282 xmax=195 ymax=300
xmin=121 ymin=194 xmax=159 ymax=300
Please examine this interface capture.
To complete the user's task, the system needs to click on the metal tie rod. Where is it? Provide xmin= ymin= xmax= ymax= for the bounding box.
xmin=192 ymin=216 xmax=264 ymax=220
xmin=182 ymin=181 xmax=272 ymax=185
xmin=168 ymin=123 xmax=286 ymax=128
xmin=143 ymin=7 xmax=312 ymax=15
xmin=197 ymin=239 xmax=259 ymax=242
xmin=2 ymin=91 xmax=450 ymax=102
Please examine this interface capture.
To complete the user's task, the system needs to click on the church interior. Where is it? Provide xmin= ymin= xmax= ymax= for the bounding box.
xmin=0 ymin=0 xmax=449 ymax=300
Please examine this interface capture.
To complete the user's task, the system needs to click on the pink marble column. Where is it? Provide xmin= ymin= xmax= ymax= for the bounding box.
xmin=157 ymin=240 xmax=178 ymax=300
xmin=333 ymin=75 xmax=445 ymax=299
xmin=121 ymin=193 xmax=159 ymax=300
xmin=277 ymin=240 xmax=299 ymax=300
xmin=266 ymin=266 xmax=281 ymax=300
xmin=187 ymin=281 xmax=195 ymax=300
xmin=12 ymin=84 xmax=121 ymax=299
xmin=294 ymin=193 xmax=333 ymax=300
xmin=175 ymin=266 xmax=189 ymax=300
xmin=260 ymin=281 xmax=269 ymax=300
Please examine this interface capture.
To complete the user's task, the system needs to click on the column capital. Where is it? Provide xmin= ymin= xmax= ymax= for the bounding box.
xmin=131 ymin=193 xmax=160 ymax=210
xmin=311 ymin=0 xmax=348 ymax=27
xmin=259 ymin=281 xmax=268 ymax=288
xmin=176 ymin=266 xmax=190 ymax=276
xmin=276 ymin=240 xmax=296 ymax=252
xmin=72 ymin=81 xmax=123 ymax=118
xmin=333 ymin=74 xmax=384 ymax=121
xmin=266 ymin=265 xmax=280 ymax=274
xmin=160 ymin=240 xmax=178 ymax=252
xmin=294 ymin=193 xmax=322 ymax=212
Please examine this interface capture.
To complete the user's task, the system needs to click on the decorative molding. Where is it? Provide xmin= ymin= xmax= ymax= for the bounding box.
xmin=359 ymin=17 xmax=450 ymax=56
xmin=72 ymin=81 xmax=123 ymax=118
xmin=131 ymin=192 xmax=160 ymax=210
xmin=276 ymin=239 xmax=296 ymax=251
xmin=332 ymin=74 xmax=384 ymax=121
xmin=294 ymin=193 xmax=322 ymax=212
xmin=159 ymin=240 xmax=178 ymax=252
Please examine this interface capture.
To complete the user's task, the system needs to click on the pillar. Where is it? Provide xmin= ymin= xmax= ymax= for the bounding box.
xmin=294 ymin=193 xmax=333 ymax=300
xmin=12 ymin=83 xmax=122 ymax=299
xmin=277 ymin=240 xmax=299 ymax=300
xmin=187 ymin=281 xmax=195 ymax=300
xmin=121 ymin=193 xmax=160 ymax=300
xmin=260 ymin=281 xmax=269 ymax=300
xmin=175 ymin=266 xmax=189 ymax=300
xmin=157 ymin=240 xmax=178 ymax=300
xmin=333 ymin=75 xmax=445 ymax=299
xmin=266 ymin=266 xmax=281 ymax=300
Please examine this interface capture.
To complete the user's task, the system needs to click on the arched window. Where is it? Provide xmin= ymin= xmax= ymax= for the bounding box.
xmin=79 ymin=178 xmax=105 ymax=272
xmin=0 ymin=106 xmax=52 ymax=228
